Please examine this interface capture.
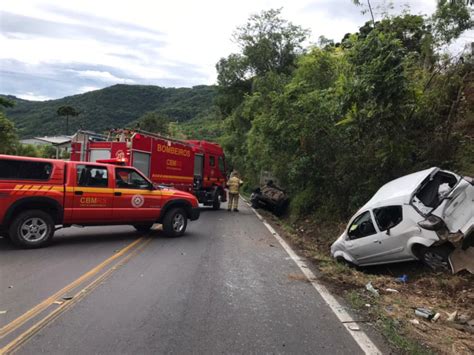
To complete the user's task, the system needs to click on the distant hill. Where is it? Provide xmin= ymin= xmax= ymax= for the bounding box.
xmin=2 ymin=84 xmax=217 ymax=138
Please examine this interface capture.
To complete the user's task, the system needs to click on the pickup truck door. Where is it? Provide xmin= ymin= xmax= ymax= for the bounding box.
xmin=112 ymin=167 xmax=162 ymax=223
xmin=70 ymin=164 xmax=114 ymax=223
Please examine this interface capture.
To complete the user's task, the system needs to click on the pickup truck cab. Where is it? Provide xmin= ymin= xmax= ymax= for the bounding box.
xmin=0 ymin=155 xmax=200 ymax=248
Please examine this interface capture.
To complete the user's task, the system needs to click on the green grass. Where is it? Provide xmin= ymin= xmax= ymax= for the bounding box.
xmin=345 ymin=290 xmax=366 ymax=309
xmin=379 ymin=315 xmax=433 ymax=355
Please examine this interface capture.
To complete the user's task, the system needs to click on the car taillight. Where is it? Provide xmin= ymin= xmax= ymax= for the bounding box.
xmin=418 ymin=215 xmax=446 ymax=231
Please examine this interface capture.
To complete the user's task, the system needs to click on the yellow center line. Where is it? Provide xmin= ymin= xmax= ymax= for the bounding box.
xmin=0 ymin=237 xmax=146 ymax=339
xmin=0 ymin=238 xmax=153 ymax=355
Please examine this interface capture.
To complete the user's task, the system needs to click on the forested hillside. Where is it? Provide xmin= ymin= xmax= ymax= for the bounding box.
xmin=2 ymin=84 xmax=217 ymax=138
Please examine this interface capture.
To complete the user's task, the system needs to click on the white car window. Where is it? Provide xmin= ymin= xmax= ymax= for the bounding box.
xmin=348 ymin=211 xmax=377 ymax=240
xmin=373 ymin=206 xmax=402 ymax=231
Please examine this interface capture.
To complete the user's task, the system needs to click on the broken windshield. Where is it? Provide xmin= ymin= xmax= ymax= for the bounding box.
xmin=411 ymin=171 xmax=459 ymax=215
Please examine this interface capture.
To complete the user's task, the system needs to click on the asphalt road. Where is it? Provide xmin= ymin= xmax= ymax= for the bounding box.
xmin=0 ymin=201 xmax=383 ymax=354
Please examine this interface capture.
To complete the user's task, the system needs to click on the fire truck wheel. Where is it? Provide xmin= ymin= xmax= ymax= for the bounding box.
xmin=9 ymin=210 xmax=55 ymax=248
xmin=133 ymin=224 xmax=154 ymax=232
xmin=163 ymin=208 xmax=187 ymax=237
xmin=212 ymin=194 xmax=221 ymax=210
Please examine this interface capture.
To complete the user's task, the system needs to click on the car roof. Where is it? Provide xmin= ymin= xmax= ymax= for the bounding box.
xmin=358 ymin=167 xmax=438 ymax=211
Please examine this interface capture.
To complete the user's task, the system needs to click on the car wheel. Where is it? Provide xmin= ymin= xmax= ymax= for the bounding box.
xmin=163 ymin=208 xmax=187 ymax=237
xmin=9 ymin=210 xmax=55 ymax=248
xmin=417 ymin=245 xmax=453 ymax=272
xmin=133 ymin=224 xmax=154 ymax=232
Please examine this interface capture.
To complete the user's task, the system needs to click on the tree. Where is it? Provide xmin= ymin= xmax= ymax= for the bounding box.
xmin=56 ymin=106 xmax=80 ymax=135
xmin=0 ymin=112 xmax=18 ymax=154
xmin=215 ymin=9 xmax=309 ymax=115
xmin=233 ymin=8 xmax=309 ymax=76
xmin=136 ymin=112 xmax=171 ymax=134
xmin=0 ymin=97 xmax=14 ymax=108
xmin=351 ymin=0 xmax=375 ymax=26
xmin=432 ymin=0 xmax=473 ymax=44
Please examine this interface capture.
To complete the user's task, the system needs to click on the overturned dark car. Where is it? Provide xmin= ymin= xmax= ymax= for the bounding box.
xmin=250 ymin=181 xmax=289 ymax=216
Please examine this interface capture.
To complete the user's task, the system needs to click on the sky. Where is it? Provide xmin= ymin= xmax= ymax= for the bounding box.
xmin=0 ymin=0 xmax=466 ymax=101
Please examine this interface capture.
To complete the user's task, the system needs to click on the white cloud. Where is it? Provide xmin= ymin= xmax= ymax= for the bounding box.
xmin=17 ymin=92 xmax=53 ymax=101
xmin=0 ymin=0 xmax=460 ymax=100
xmin=70 ymin=70 xmax=135 ymax=84
xmin=77 ymin=86 xmax=100 ymax=93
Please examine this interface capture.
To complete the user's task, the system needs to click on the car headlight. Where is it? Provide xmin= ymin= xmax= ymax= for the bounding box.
xmin=418 ymin=215 xmax=446 ymax=231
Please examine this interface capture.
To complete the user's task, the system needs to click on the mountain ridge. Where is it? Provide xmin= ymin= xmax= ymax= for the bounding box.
xmin=1 ymin=84 xmax=217 ymax=138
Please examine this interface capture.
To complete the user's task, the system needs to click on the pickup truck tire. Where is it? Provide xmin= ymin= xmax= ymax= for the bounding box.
xmin=163 ymin=207 xmax=187 ymax=237
xmin=9 ymin=210 xmax=54 ymax=248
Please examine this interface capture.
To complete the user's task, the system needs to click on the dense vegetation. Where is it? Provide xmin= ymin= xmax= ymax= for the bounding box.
xmin=216 ymin=4 xmax=473 ymax=219
xmin=2 ymin=84 xmax=217 ymax=138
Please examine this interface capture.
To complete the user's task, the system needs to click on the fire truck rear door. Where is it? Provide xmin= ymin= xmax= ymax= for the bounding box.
xmin=113 ymin=167 xmax=162 ymax=222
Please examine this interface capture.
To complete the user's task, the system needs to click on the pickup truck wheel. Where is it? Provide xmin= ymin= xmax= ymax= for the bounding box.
xmin=133 ymin=224 xmax=154 ymax=232
xmin=163 ymin=208 xmax=187 ymax=237
xmin=9 ymin=210 xmax=54 ymax=248
xmin=417 ymin=245 xmax=453 ymax=272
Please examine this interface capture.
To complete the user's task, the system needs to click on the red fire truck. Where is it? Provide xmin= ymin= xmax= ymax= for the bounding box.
xmin=70 ymin=130 xmax=227 ymax=209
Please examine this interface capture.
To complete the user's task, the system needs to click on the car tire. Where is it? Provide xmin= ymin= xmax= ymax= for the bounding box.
xmin=163 ymin=208 xmax=187 ymax=237
xmin=417 ymin=244 xmax=453 ymax=272
xmin=9 ymin=210 xmax=55 ymax=248
xmin=133 ymin=224 xmax=154 ymax=232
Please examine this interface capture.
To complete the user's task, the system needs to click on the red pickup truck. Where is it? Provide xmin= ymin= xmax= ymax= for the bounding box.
xmin=0 ymin=155 xmax=200 ymax=248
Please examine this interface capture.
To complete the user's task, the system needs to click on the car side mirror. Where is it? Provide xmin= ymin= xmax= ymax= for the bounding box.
xmin=386 ymin=228 xmax=391 ymax=236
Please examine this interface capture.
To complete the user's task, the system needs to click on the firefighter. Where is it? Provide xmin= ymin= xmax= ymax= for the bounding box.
xmin=226 ymin=170 xmax=243 ymax=212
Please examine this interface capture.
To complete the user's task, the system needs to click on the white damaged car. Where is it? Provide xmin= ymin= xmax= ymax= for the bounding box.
xmin=331 ymin=167 xmax=474 ymax=272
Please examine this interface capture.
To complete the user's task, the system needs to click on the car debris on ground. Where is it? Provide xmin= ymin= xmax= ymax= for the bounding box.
xmin=365 ymin=281 xmax=380 ymax=296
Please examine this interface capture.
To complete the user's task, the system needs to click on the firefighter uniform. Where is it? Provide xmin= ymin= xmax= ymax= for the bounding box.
xmin=226 ymin=174 xmax=243 ymax=211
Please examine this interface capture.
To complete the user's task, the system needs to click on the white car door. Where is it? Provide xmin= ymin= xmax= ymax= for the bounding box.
xmin=344 ymin=211 xmax=389 ymax=265
xmin=346 ymin=207 xmax=417 ymax=265
xmin=372 ymin=205 xmax=419 ymax=262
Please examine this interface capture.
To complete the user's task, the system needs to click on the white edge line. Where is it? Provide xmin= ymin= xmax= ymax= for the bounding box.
xmin=242 ymin=197 xmax=382 ymax=355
